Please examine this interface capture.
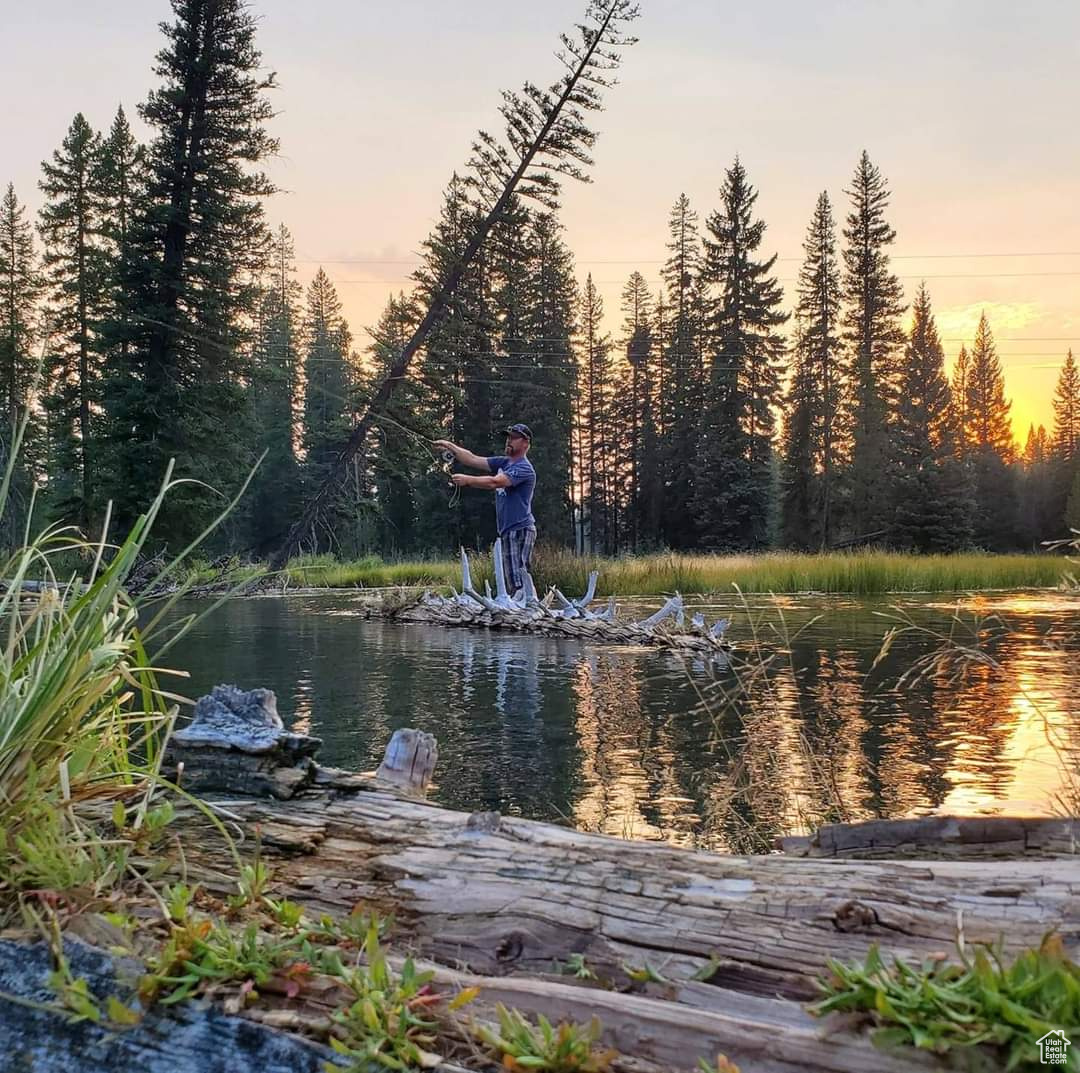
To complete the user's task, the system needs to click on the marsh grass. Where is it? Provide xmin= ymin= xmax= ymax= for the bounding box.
xmin=0 ymin=406 xmax=257 ymax=917
xmin=275 ymin=547 xmax=1067 ymax=596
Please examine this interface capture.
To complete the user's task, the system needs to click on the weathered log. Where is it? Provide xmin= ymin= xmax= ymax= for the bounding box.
xmin=780 ymin=814 xmax=1080 ymax=859
xmin=161 ymin=776 xmax=1080 ymax=1071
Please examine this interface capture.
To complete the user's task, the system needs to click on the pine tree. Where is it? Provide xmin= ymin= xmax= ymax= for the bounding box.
xmin=780 ymin=331 xmax=817 ymax=550
xmin=890 ymin=284 xmax=972 ymax=550
xmin=966 ymin=313 xmax=1014 ymax=460
xmin=104 ymin=0 xmax=277 ymax=543
xmin=841 ymin=151 xmax=906 ymax=540
xmin=1042 ymin=350 xmax=1080 ymax=539
xmin=658 ymin=193 xmax=704 ymax=548
xmin=1052 ymin=349 xmax=1080 ymax=461
xmin=781 ymin=192 xmax=844 ymax=549
xmin=520 ymin=212 xmax=577 ymax=545
xmin=246 ymin=225 xmax=302 ymax=553
xmin=694 ymin=159 xmax=787 ymax=549
xmin=0 ymin=183 xmax=44 ymax=538
xmin=619 ymin=271 xmax=660 ymax=548
xmin=951 ymin=344 xmax=971 ymax=462
xmin=299 ymin=269 xmax=353 ymax=552
xmin=38 ymin=113 xmax=108 ymax=527
xmin=965 ymin=312 xmax=1016 ymax=548
xmin=94 ymin=107 xmax=146 ymax=506
xmin=575 ymin=275 xmax=614 ymax=553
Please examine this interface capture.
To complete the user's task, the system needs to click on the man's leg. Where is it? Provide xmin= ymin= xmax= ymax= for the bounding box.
xmin=509 ymin=527 xmax=536 ymax=598
xmin=501 ymin=533 xmax=520 ymax=596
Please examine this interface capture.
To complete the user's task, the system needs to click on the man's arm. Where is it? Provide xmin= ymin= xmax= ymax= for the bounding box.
xmin=433 ymin=439 xmax=491 ymax=471
xmin=451 ymin=472 xmax=511 ymax=489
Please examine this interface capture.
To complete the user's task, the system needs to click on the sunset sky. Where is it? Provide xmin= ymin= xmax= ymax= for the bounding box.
xmin=6 ymin=0 xmax=1079 ymax=440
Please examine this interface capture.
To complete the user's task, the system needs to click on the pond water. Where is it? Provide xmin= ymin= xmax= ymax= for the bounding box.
xmin=164 ymin=590 xmax=1080 ymax=851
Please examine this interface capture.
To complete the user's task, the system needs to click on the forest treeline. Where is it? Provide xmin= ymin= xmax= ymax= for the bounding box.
xmin=3 ymin=0 xmax=1079 ymax=561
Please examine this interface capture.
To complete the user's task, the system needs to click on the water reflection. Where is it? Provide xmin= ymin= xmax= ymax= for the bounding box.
xmin=164 ymin=591 xmax=1080 ymax=850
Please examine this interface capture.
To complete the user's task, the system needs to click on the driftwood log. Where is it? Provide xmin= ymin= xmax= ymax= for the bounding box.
xmin=162 ymin=768 xmax=1080 ymax=1072
xmin=387 ymin=595 xmax=733 ymax=658
xmin=377 ymin=546 xmax=734 ymax=659
xmin=780 ymin=814 xmax=1080 ymax=859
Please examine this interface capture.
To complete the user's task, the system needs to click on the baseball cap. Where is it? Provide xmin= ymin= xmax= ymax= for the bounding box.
xmin=505 ymin=423 xmax=532 ymax=440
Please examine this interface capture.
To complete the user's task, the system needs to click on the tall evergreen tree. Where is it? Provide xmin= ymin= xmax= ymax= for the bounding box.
xmin=1052 ymin=349 xmax=1080 ymax=461
xmin=1044 ymin=349 xmax=1080 ymax=538
xmin=781 ymin=192 xmax=844 ymax=549
xmin=575 ymin=274 xmax=615 ymax=553
xmin=658 ymin=193 xmax=704 ymax=548
xmin=890 ymin=284 xmax=972 ymax=550
xmin=245 ymin=224 xmax=301 ymax=553
xmin=618 ymin=271 xmax=660 ymax=548
xmin=841 ymin=151 xmax=906 ymax=540
xmin=951 ymin=344 xmax=971 ymax=462
xmin=104 ymin=0 xmax=276 ymax=543
xmin=520 ymin=212 xmax=577 ymax=545
xmin=38 ymin=113 xmax=108 ymax=527
xmin=0 ymin=183 xmax=44 ymax=537
xmin=965 ymin=313 xmax=1016 ymax=548
xmin=299 ymin=269 xmax=353 ymax=552
xmin=694 ymin=158 xmax=787 ymax=549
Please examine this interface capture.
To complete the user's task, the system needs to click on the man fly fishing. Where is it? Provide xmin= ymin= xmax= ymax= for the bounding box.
xmin=434 ymin=424 xmax=536 ymax=597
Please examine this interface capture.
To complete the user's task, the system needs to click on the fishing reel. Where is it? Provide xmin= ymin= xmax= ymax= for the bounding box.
xmin=441 ymin=450 xmax=455 ymax=464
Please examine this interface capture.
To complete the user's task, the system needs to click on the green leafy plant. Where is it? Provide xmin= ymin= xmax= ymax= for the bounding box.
xmin=560 ymin=953 xmax=596 ymax=981
xmin=327 ymin=919 xmax=441 ymax=1072
xmin=475 ymin=1005 xmax=615 ymax=1073
xmin=812 ymin=934 xmax=1080 ymax=1070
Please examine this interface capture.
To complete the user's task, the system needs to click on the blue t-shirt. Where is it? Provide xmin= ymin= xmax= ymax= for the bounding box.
xmin=487 ymin=455 xmax=536 ymax=535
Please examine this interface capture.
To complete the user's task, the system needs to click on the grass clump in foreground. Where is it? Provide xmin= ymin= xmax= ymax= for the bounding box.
xmin=282 ymin=548 xmax=1067 ymax=596
xmin=812 ymin=934 xmax=1080 ymax=1070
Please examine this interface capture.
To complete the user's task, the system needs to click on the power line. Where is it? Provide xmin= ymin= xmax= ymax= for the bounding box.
xmin=328 ymin=271 xmax=1080 ymax=284
xmin=295 ymin=250 xmax=1080 ymax=265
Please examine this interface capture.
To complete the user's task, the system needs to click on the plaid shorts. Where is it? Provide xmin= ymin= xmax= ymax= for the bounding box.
xmin=501 ymin=526 xmax=536 ymax=596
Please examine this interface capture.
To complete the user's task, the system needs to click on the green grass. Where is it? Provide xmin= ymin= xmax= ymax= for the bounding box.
xmin=276 ymin=548 xmax=1068 ymax=596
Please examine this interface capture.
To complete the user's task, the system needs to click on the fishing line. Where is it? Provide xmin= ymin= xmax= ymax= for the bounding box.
xmin=367 ymin=411 xmax=461 ymax=509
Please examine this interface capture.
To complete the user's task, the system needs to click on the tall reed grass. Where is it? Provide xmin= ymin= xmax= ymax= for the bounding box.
xmin=281 ymin=547 xmax=1067 ymax=596
xmin=0 ymin=414 xmax=252 ymax=912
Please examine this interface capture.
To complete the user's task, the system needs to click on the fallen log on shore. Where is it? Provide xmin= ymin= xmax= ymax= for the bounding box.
xmin=779 ymin=814 xmax=1080 ymax=859
xmin=153 ymin=710 xmax=1080 ymax=1070
xmin=152 ymin=771 xmax=1078 ymax=1069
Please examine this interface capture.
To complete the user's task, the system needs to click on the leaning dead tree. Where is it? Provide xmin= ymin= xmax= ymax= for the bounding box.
xmin=268 ymin=1 xmax=641 ymax=570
